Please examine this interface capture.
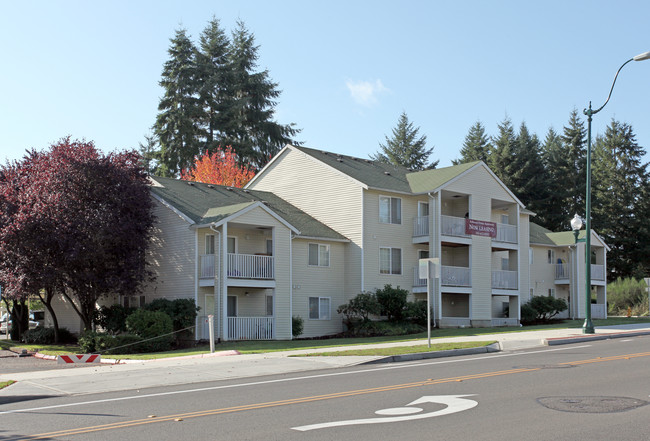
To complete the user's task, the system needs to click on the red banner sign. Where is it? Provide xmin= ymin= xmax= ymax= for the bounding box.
xmin=465 ymin=218 xmax=497 ymax=238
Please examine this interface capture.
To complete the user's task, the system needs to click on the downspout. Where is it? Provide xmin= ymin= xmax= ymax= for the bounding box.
xmin=194 ymin=230 xmax=199 ymax=340
xmin=290 ymin=231 xmax=295 ymax=340
xmin=360 ymin=188 xmax=365 ymax=292
xmin=209 ymin=224 xmax=221 ymax=341
xmin=428 ymin=191 xmax=439 ymax=327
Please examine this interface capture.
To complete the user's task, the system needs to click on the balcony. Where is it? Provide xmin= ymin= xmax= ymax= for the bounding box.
xmin=227 ymin=316 xmax=274 ymax=340
xmin=555 ymin=263 xmax=569 ymax=280
xmin=441 ymin=215 xmax=469 ymax=238
xmin=413 ymin=265 xmax=471 ymax=287
xmin=199 ymin=253 xmax=275 ymax=280
xmin=554 ymin=263 xmax=605 ymax=281
xmin=413 ymin=215 xmax=429 ymax=237
xmin=492 ymin=270 xmax=517 ymax=290
xmin=495 ymin=223 xmax=517 ymax=243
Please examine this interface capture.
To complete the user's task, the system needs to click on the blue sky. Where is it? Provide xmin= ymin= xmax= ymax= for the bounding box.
xmin=1 ymin=1 xmax=649 ymax=168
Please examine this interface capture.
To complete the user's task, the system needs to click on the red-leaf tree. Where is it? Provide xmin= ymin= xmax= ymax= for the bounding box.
xmin=180 ymin=146 xmax=255 ymax=187
xmin=0 ymin=137 xmax=155 ymax=335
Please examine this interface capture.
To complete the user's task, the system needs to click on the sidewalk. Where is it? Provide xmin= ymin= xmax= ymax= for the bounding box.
xmin=1 ymin=323 xmax=649 ymax=400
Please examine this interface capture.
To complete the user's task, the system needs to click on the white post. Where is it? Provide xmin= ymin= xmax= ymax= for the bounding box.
xmin=208 ymin=314 xmax=215 ymax=353
xmin=420 ymin=258 xmax=440 ymax=349
xmin=644 ymin=278 xmax=650 ymax=317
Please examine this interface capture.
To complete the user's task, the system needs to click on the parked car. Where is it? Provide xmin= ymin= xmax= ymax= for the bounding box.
xmin=0 ymin=312 xmax=40 ymax=334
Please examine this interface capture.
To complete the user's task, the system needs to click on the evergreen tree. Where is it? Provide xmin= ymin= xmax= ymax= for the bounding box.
xmin=540 ymin=127 xmax=569 ymax=231
xmin=154 ymin=29 xmax=201 ymax=177
xmin=195 ymin=18 xmax=231 ymax=153
xmin=488 ymin=117 xmax=517 ymax=189
xmin=455 ymin=120 xmax=491 ymax=164
xmin=592 ymin=119 xmax=649 ymax=279
xmin=138 ymin=132 xmax=160 ymax=176
xmin=559 ymin=109 xmax=587 ymax=218
xmin=509 ymin=122 xmax=549 ymax=218
xmin=371 ymin=111 xmax=438 ymax=170
xmin=219 ymin=20 xmax=300 ymax=169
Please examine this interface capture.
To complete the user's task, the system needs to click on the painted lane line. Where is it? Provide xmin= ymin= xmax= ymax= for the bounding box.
xmin=0 ymin=344 xmax=590 ymax=416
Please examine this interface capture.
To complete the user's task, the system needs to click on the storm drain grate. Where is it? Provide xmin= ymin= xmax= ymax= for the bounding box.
xmin=538 ymin=396 xmax=648 ymax=413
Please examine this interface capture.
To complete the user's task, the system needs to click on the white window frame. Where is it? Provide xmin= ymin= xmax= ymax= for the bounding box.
xmin=309 ymin=296 xmax=331 ymax=320
xmin=379 ymin=195 xmax=402 ymax=225
xmin=122 ymin=295 xmax=146 ymax=308
xmin=548 ymin=288 xmax=556 ymax=298
xmin=380 ymin=247 xmax=402 ymax=275
xmin=205 ymin=234 xmax=215 ymax=255
xmin=547 ymin=249 xmax=555 ymax=264
xmin=418 ymin=201 xmax=429 ymax=217
xmin=266 ymin=294 xmax=274 ymax=316
xmin=308 ymin=243 xmax=330 ymax=267
xmin=227 ymin=236 xmax=238 ymax=254
xmin=501 ymin=257 xmax=510 ymax=271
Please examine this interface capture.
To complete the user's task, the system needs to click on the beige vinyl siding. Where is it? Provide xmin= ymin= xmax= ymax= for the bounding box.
xmin=445 ymin=166 xmax=516 ymax=206
xmin=363 ymin=189 xmax=421 ymax=298
xmin=143 ymin=198 xmax=196 ymax=301
xmin=529 ymin=245 xmax=561 ymax=298
xmin=248 ymin=147 xmax=363 ymax=300
xmin=292 ymin=239 xmax=346 ymax=338
xmin=518 ymin=213 xmax=531 ymax=303
xmin=44 ymin=293 xmax=83 ymax=334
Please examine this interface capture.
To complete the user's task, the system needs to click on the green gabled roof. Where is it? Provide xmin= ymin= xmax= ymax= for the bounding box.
xmin=292 ymin=146 xmax=485 ymax=195
xmin=406 ymin=161 xmax=480 ymax=194
xmin=150 ymin=177 xmax=348 ymax=242
xmin=529 ymin=222 xmax=585 ymax=246
xmin=292 ymin=146 xmax=413 ymax=193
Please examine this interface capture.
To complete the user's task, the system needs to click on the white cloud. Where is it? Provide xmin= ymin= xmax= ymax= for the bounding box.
xmin=346 ymin=79 xmax=389 ymax=107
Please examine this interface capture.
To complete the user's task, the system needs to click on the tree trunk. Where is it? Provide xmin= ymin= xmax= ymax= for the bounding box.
xmin=38 ymin=288 xmax=60 ymax=343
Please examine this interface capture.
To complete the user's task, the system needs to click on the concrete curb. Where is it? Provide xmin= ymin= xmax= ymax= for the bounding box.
xmin=544 ymin=330 xmax=650 ymax=346
xmin=363 ymin=342 xmax=501 ymax=364
xmin=33 ymin=350 xmax=241 ymax=364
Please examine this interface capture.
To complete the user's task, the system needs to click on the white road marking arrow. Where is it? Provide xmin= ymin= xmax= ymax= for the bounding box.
xmin=292 ymin=394 xmax=478 ymax=431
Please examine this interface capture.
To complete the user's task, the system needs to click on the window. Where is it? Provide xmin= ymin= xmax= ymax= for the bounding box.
xmin=547 ymin=249 xmax=555 ymax=264
xmin=266 ymin=239 xmax=273 ymax=256
xmin=501 ymin=214 xmax=509 ymax=224
xmin=205 ymin=235 xmax=215 ymax=255
xmin=501 ymin=258 xmax=509 ymax=271
xmin=529 ymin=249 xmax=533 ymax=265
xmin=418 ymin=201 xmax=429 ymax=217
xmin=309 ymin=297 xmax=330 ymax=320
xmin=380 ymin=247 xmax=402 ymax=274
xmin=266 ymin=295 xmax=274 ymax=316
xmin=227 ymin=237 xmax=237 ymax=254
xmin=548 ymin=288 xmax=556 ymax=298
xmin=122 ymin=295 xmax=146 ymax=308
xmin=418 ymin=250 xmax=429 ymax=260
xmin=379 ymin=196 xmax=401 ymax=224
xmin=308 ymin=243 xmax=330 ymax=267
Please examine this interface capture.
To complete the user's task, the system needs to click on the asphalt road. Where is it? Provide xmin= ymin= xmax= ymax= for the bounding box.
xmin=2 ymin=336 xmax=649 ymax=440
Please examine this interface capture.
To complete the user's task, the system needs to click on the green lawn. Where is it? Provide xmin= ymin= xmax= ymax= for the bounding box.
xmin=0 ymin=380 xmax=16 ymax=390
xmin=3 ymin=317 xmax=649 ymax=359
xmin=293 ymin=341 xmax=496 ymax=357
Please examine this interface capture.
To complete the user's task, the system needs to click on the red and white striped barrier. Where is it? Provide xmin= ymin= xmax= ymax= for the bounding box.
xmin=57 ymin=354 xmax=101 ymax=364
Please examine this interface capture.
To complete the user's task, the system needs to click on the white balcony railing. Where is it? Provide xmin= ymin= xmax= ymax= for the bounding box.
xmin=414 ymin=266 xmax=471 ymax=287
xmin=492 ymin=270 xmax=518 ymax=289
xmin=441 ymin=266 xmax=471 ymax=287
xmin=591 ymin=264 xmax=605 ymax=281
xmin=441 ymin=215 xmax=469 ymax=238
xmin=495 ymin=223 xmax=517 ymax=243
xmin=228 ymin=317 xmax=274 ymax=340
xmin=199 ymin=253 xmax=274 ymax=279
xmin=228 ymin=253 xmax=274 ymax=279
xmin=413 ymin=215 xmax=429 ymax=237
xmin=200 ymin=254 xmax=216 ymax=279
xmin=555 ymin=263 xmax=569 ymax=279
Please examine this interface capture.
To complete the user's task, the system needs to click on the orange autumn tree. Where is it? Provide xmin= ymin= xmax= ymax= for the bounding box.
xmin=181 ymin=146 xmax=256 ymax=187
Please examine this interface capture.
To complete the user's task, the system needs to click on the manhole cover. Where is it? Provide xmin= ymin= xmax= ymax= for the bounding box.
xmin=538 ymin=396 xmax=647 ymax=413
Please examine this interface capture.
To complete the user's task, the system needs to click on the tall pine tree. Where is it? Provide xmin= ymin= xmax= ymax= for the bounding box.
xmin=509 ymin=122 xmax=549 ymax=218
xmin=454 ymin=120 xmax=491 ymax=164
xmin=559 ymin=109 xmax=587 ymax=219
xmin=540 ymin=127 xmax=568 ymax=231
xmin=592 ymin=119 xmax=649 ymax=279
xmin=371 ymin=111 xmax=438 ymax=170
xmin=488 ymin=117 xmax=517 ymax=189
xmin=154 ymin=29 xmax=201 ymax=177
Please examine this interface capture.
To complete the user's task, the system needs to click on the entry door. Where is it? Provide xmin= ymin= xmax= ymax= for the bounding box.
xmin=227 ymin=296 xmax=237 ymax=317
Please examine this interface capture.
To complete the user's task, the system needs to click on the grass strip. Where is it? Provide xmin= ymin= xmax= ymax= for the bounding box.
xmin=0 ymin=380 xmax=16 ymax=390
xmin=292 ymin=341 xmax=496 ymax=357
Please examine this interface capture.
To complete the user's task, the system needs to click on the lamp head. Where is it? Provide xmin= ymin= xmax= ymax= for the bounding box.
xmin=570 ymin=213 xmax=583 ymax=231
xmin=633 ymin=51 xmax=650 ymax=61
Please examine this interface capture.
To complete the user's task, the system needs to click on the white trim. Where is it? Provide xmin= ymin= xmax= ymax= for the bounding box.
xmin=360 ymin=188 xmax=365 ymax=292
xmin=221 ymin=223 xmax=228 ymax=340
xmin=308 ymin=243 xmax=331 ymax=267
xmin=294 ymin=235 xmax=350 ymax=243
xmin=151 ymin=193 xmax=195 ymax=225
xmin=203 ymin=201 xmax=300 ymax=235
xmin=227 ymin=236 xmax=238 ymax=254
xmin=289 ymin=231 xmax=293 ymax=340
xmin=379 ymin=247 xmax=402 ymax=275
xmin=378 ymin=194 xmax=402 ymax=225
xmin=308 ymin=296 xmax=331 ymax=320
xmin=194 ymin=230 xmax=199 ymax=339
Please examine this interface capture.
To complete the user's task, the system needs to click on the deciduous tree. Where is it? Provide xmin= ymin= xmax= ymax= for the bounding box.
xmin=181 ymin=146 xmax=255 ymax=187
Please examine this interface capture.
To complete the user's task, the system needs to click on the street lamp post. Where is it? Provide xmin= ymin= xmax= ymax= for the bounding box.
xmin=582 ymin=51 xmax=650 ymax=334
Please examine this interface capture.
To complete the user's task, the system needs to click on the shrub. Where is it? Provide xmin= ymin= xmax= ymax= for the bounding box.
xmin=125 ymin=309 xmax=174 ymax=352
xmin=145 ymin=298 xmax=200 ymax=341
xmin=21 ymin=327 xmax=75 ymax=345
xmin=520 ymin=303 xmax=538 ymax=325
xmin=346 ymin=320 xmax=424 ymax=337
xmin=292 ymin=316 xmax=304 ymax=338
xmin=96 ymin=304 xmax=135 ymax=335
xmin=404 ymin=301 xmax=428 ymax=326
xmin=337 ymin=291 xmax=380 ymax=323
xmin=78 ymin=331 xmax=146 ymax=354
xmin=607 ymin=277 xmax=647 ymax=315
xmin=78 ymin=330 xmax=99 ymax=353
xmin=375 ymin=285 xmax=409 ymax=321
